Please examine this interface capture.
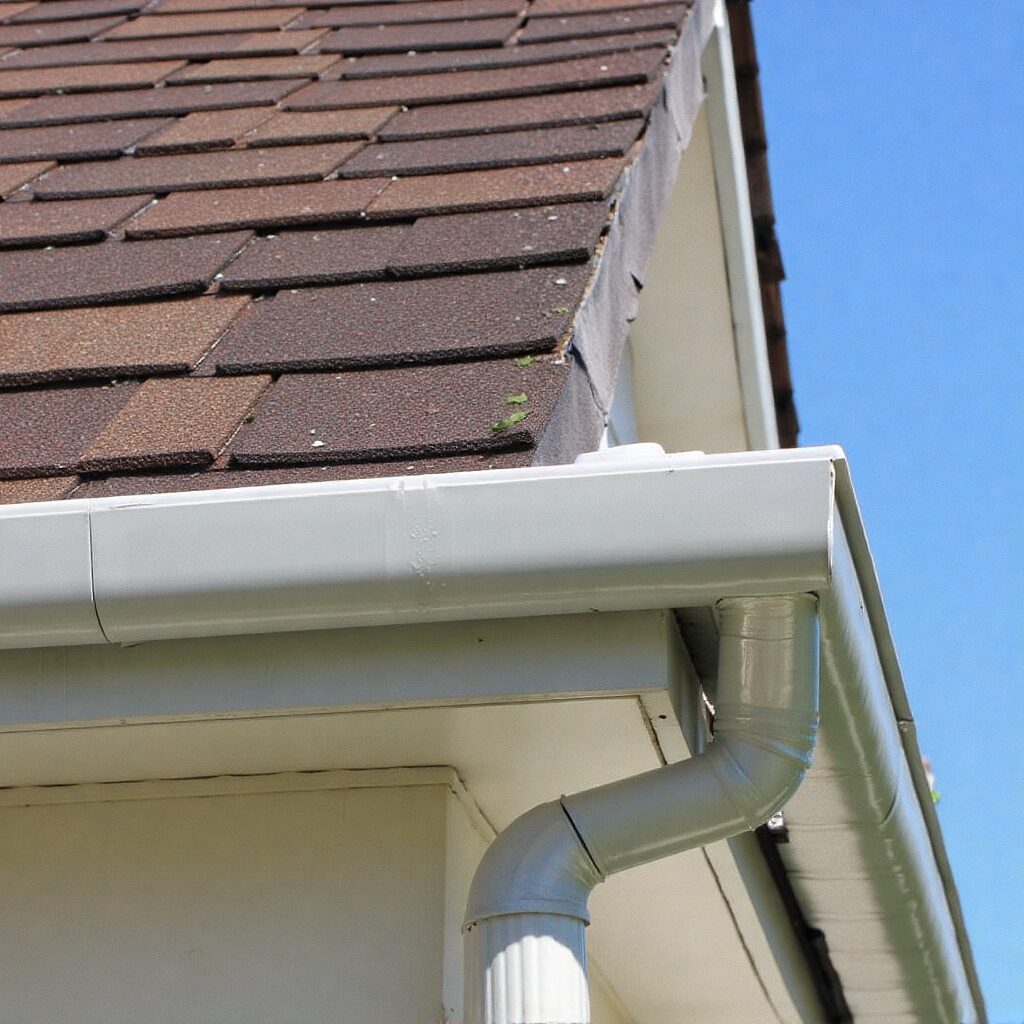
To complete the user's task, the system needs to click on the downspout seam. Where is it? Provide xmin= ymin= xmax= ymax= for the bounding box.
xmin=557 ymin=797 xmax=604 ymax=886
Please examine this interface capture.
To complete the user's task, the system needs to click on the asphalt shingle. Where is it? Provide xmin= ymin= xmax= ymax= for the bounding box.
xmin=218 ymin=222 xmax=409 ymax=289
xmin=0 ymin=59 xmax=186 ymax=99
xmin=132 ymin=107 xmax=275 ymax=155
xmin=332 ymin=30 xmax=675 ymax=77
xmin=0 ymin=29 xmax=328 ymax=68
xmin=366 ymin=157 xmax=628 ymax=218
xmin=239 ymin=106 xmax=397 ymax=146
xmin=385 ymin=202 xmax=608 ymax=275
xmin=101 ymin=7 xmax=305 ymax=39
xmin=0 ymin=3 xmax=41 ymax=22
xmin=0 ymin=295 xmax=249 ymax=384
xmin=0 ymin=118 xmax=173 ymax=163
xmin=0 ymin=159 xmax=53 ymax=195
xmin=79 ymin=374 xmax=270 ymax=472
xmin=124 ymin=177 xmax=387 ymax=237
xmin=9 ymin=0 xmax=145 ymax=22
xmin=292 ymin=0 xmax=522 ymax=29
xmin=0 ymin=231 xmax=251 ymax=312
xmin=0 ymin=476 xmax=79 ymax=504
xmin=218 ymin=203 xmax=608 ymax=289
xmin=316 ymin=16 xmax=520 ymax=56
xmin=377 ymin=80 xmax=663 ymax=139
xmin=284 ymin=49 xmax=663 ymax=108
xmin=0 ymin=14 xmax=126 ymax=47
xmin=31 ymin=142 xmax=362 ymax=198
xmin=0 ymin=382 xmax=137 ymax=479
xmin=0 ymin=194 xmax=151 ymax=248
xmin=229 ymin=359 xmax=567 ymax=467
xmin=0 ymin=78 xmax=306 ymax=127
xmin=211 ymin=264 xmax=591 ymax=373
xmin=167 ymin=54 xmax=341 ymax=85
xmin=528 ymin=0 xmax=675 ymax=14
xmin=519 ymin=3 xmax=687 ymax=43
xmin=340 ymin=119 xmax=642 ymax=178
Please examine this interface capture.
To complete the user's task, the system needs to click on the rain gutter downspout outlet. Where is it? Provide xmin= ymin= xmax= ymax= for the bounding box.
xmin=463 ymin=594 xmax=820 ymax=1024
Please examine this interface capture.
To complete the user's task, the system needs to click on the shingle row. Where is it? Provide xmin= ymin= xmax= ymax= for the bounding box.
xmin=0 ymin=231 xmax=250 ymax=312
xmin=0 ymin=357 xmax=566 ymax=479
xmin=332 ymin=30 xmax=675 ymax=78
xmin=283 ymin=49 xmax=664 ymax=108
xmin=0 ymin=214 xmax=600 ymax=332
xmin=219 ymin=203 xmax=607 ymax=289
xmin=0 ymin=30 xmax=330 ymax=69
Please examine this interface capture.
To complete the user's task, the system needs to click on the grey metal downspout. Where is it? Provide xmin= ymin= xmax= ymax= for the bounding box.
xmin=463 ymin=593 xmax=820 ymax=1024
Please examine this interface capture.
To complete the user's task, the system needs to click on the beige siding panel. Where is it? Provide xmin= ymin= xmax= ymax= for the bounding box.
xmin=1 ymin=783 xmax=447 ymax=1023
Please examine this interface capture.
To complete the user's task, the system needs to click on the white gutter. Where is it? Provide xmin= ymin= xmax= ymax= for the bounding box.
xmin=0 ymin=446 xmax=984 ymax=1022
xmin=0 ymin=448 xmax=833 ymax=649
xmin=464 ymin=593 xmax=819 ymax=1024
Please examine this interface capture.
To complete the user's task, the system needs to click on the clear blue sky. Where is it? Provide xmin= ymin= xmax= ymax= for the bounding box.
xmin=751 ymin=2 xmax=1023 ymax=1020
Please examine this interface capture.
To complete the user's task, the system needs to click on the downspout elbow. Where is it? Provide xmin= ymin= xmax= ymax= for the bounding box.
xmin=464 ymin=800 xmax=603 ymax=928
xmin=463 ymin=594 xmax=818 ymax=1024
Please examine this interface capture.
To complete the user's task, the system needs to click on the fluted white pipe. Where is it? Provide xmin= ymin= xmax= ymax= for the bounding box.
xmin=464 ymin=594 xmax=819 ymax=1024
xmin=464 ymin=914 xmax=589 ymax=1024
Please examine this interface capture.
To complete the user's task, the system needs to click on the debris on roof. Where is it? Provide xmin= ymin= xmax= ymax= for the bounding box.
xmin=0 ymin=0 xmax=707 ymax=501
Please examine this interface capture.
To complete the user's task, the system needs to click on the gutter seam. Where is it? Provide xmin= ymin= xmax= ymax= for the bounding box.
xmin=84 ymin=500 xmax=113 ymax=645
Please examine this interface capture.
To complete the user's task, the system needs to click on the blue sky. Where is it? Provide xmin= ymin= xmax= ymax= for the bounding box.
xmin=751 ymin=2 xmax=1023 ymax=1020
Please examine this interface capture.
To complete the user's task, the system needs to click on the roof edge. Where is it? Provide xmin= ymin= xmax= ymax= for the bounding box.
xmin=535 ymin=0 xmax=716 ymax=461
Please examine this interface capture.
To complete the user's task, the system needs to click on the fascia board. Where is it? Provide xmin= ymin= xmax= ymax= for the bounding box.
xmin=0 ymin=448 xmax=835 ymax=649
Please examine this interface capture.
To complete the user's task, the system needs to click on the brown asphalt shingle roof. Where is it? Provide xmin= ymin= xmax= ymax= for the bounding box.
xmin=0 ymin=0 xmax=706 ymax=502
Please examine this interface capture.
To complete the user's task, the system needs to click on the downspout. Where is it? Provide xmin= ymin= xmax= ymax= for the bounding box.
xmin=463 ymin=593 xmax=819 ymax=1024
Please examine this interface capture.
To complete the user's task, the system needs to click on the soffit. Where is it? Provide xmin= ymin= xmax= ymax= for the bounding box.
xmin=0 ymin=631 xmax=791 ymax=1024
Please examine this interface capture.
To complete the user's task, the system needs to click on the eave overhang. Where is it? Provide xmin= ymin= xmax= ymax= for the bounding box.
xmin=0 ymin=445 xmax=985 ymax=1022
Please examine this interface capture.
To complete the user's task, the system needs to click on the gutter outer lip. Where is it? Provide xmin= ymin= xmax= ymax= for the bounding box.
xmin=0 ymin=446 xmax=838 ymax=650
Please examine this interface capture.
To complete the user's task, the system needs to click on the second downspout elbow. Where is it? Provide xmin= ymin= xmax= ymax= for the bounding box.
xmin=563 ymin=594 xmax=819 ymax=876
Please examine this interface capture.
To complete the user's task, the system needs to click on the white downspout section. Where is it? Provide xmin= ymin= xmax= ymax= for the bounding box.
xmin=463 ymin=594 xmax=819 ymax=1024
